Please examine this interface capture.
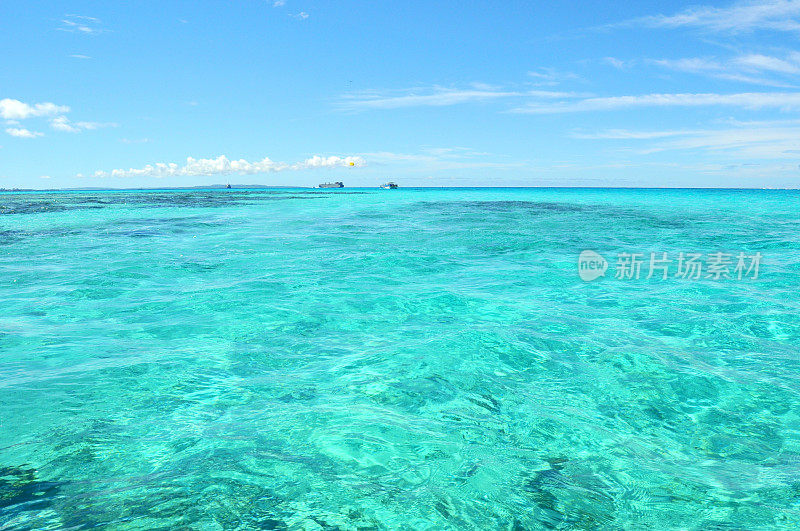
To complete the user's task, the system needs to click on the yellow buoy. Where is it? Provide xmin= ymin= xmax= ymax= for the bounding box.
xmin=349 ymin=161 xmax=355 ymax=166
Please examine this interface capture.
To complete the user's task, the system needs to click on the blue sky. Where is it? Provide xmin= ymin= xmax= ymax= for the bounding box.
xmin=2 ymin=0 xmax=800 ymax=188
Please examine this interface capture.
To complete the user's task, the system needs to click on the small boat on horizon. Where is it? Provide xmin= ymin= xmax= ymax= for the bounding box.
xmin=380 ymin=182 xmax=398 ymax=189
xmin=318 ymin=182 xmax=344 ymax=188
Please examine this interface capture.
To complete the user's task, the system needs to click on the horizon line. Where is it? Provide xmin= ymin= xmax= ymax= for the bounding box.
xmin=2 ymin=185 xmax=800 ymax=192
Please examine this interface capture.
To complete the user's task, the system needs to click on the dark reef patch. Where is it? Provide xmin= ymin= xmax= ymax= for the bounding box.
xmin=0 ymin=465 xmax=62 ymax=512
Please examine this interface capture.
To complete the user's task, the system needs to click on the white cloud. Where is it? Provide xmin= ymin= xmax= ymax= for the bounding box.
xmin=69 ymin=54 xmax=91 ymax=59
xmin=527 ymin=90 xmax=583 ymax=98
xmin=273 ymin=0 xmax=286 ymax=6
xmin=653 ymin=57 xmax=724 ymax=73
xmin=362 ymin=147 xmax=484 ymax=163
xmin=638 ymin=0 xmax=800 ymax=33
xmin=604 ymin=57 xmax=628 ymax=69
xmin=527 ymin=68 xmax=580 ymax=86
xmin=512 ymin=91 xmax=800 ymax=113
xmin=6 ymin=128 xmax=43 ymax=138
xmin=297 ymin=155 xmax=361 ymax=168
xmin=59 ymin=14 xmax=104 ymax=34
xmin=651 ymin=57 xmax=779 ymax=85
xmin=652 ymin=52 xmax=800 ymax=86
xmin=1 ymin=99 xmax=110 ymax=135
xmin=358 ymin=147 xmax=524 ymax=171
xmin=572 ymin=129 xmax=702 ymax=140
xmin=91 ymin=154 xmax=365 ymax=178
xmin=574 ymin=122 xmax=800 ymax=159
xmin=292 ymin=11 xmax=309 ymax=19
xmin=50 ymin=115 xmax=115 ymax=133
xmin=0 ymin=98 xmax=70 ymax=120
xmin=338 ymin=86 xmax=580 ymax=110
xmin=641 ymin=127 xmax=800 ymax=158
xmin=340 ymin=87 xmax=519 ymax=109
xmin=469 ymin=82 xmax=503 ymax=91
xmin=421 ymin=146 xmax=491 ymax=157
xmin=50 ymin=116 xmax=80 ymax=133
xmin=735 ymin=52 xmax=800 ymax=73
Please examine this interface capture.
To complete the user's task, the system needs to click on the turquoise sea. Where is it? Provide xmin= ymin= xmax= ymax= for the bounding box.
xmin=1 ymin=187 xmax=800 ymax=529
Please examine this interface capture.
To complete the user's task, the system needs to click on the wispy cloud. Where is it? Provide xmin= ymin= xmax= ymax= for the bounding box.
xmin=641 ymin=127 xmax=800 ymax=158
xmin=50 ymin=116 xmax=116 ymax=133
xmin=512 ymin=91 xmax=800 ymax=113
xmin=6 ymin=128 xmax=43 ymax=138
xmin=58 ymin=14 xmax=105 ymax=34
xmin=572 ymin=129 xmax=702 ymax=140
xmin=291 ymin=12 xmax=309 ymax=20
xmin=0 ymin=99 xmax=69 ymax=120
xmin=635 ymin=0 xmax=800 ymax=33
xmin=68 ymin=54 xmax=91 ymax=60
xmin=362 ymin=146 xmax=489 ymax=163
xmin=340 ymin=85 xmax=800 ymax=114
xmin=273 ymin=0 xmax=286 ymax=6
xmin=89 ymin=154 xmax=364 ymax=178
xmin=603 ymin=57 xmax=630 ymax=69
xmin=338 ymin=86 xmax=580 ymax=110
xmin=359 ymin=147 xmax=525 ymax=171
xmin=574 ymin=121 xmax=800 ymax=159
xmin=340 ymin=87 xmax=520 ymax=110
xmin=527 ymin=68 xmax=581 ymax=86
xmin=653 ymin=57 xmax=722 ymax=73
xmin=736 ymin=52 xmax=800 ymax=73
xmin=653 ymin=52 xmax=800 ymax=86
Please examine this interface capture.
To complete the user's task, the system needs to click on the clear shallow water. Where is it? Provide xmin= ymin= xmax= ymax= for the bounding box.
xmin=1 ymin=187 xmax=799 ymax=529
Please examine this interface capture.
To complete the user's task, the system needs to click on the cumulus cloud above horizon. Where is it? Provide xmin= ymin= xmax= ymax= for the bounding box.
xmin=88 ymin=154 xmax=365 ymax=178
xmin=1 ymin=98 xmax=113 ymax=139
xmin=0 ymin=98 xmax=69 ymax=121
